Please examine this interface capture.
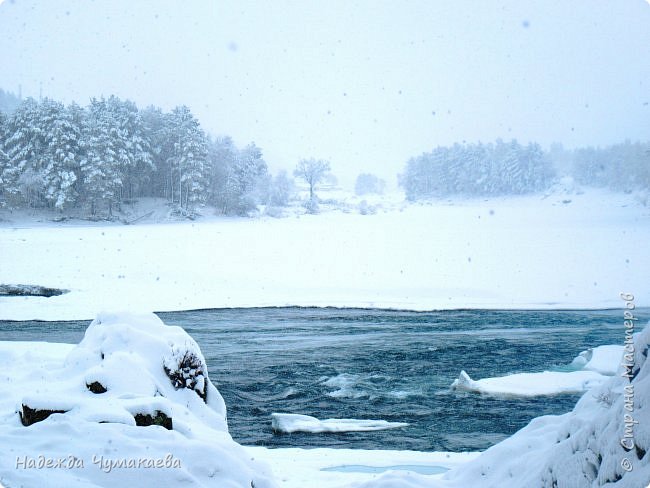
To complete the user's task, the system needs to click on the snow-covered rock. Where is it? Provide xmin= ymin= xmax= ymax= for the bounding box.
xmin=0 ymin=312 xmax=276 ymax=488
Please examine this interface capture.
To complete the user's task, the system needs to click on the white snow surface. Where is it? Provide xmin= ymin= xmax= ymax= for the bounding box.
xmin=245 ymin=447 xmax=479 ymax=488
xmin=357 ymin=322 xmax=650 ymax=487
xmin=571 ymin=344 xmax=624 ymax=376
xmin=271 ymin=413 xmax=409 ymax=434
xmin=451 ymin=345 xmax=624 ymax=397
xmin=0 ymin=312 xmax=275 ymax=488
xmin=0 ymin=189 xmax=648 ymax=320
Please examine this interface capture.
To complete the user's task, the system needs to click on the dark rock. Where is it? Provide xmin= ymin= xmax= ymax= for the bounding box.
xmin=0 ymin=284 xmax=69 ymax=297
xmin=20 ymin=404 xmax=67 ymax=426
xmin=86 ymin=381 xmax=107 ymax=394
xmin=134 ymin=411 xmax=172 ymax=430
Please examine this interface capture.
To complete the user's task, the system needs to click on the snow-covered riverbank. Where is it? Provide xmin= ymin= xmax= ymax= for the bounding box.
xmin=1 ymin=189 xmax=648 ymax=321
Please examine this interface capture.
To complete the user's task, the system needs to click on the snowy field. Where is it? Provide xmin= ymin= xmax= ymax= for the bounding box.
xmin=0 ymin=188 xmax=648 ymax=321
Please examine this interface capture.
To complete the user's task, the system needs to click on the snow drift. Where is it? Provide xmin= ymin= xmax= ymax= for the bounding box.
xmin=0 ymin=312 xmax=275 ymax=488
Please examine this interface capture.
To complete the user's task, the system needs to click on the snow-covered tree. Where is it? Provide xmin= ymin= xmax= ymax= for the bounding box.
xmin=167 ymin=106 xmax=208 ymax=212
xmin=38 ymin=99 xmax=82 ymax=210
xmin=355 ymin=173 xmax=385 ymax=195
xmin=109 ymin=97 xmax=153 ymax=202
xmin=1 ymin=98 xmax=82 ymax=209
xmin=268 ymin=170 xmax=294 ymax=206
xmin=293 ymin=158 xmax=331 ymax=200
xmin=2 ymin=98 xmax=45 ymax=207
xmin=213 ymin=141 xmax=268 ymax=216
xmin=141 ymin=106 xmax=174 ymax=200
xmin=206 ymin=135 xmax=236 ymax=212
xmin=80 ymin=96 xmax=152 ymax=216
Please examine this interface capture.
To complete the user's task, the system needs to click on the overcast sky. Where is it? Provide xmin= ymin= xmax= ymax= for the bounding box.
xmin=0 ymin=0 xmax=649 ymax=186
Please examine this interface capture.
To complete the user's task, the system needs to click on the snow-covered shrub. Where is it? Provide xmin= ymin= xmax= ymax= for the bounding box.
xmin=268 ymin=170 xmax=293 ymax=207
xmin=355 ymin=173 xmax=385 ymax=196
xmin=163 ymin=349 xmax=207 ymax=401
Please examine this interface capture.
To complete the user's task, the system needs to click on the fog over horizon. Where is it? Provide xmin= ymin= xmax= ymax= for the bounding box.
xmin=1 ymin=0 xmax=649 ymax=187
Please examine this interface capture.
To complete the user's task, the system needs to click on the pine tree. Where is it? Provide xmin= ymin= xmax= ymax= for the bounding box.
xmin=167 ymin=106 xmax=208 ymax=212
xmin=107 ymin=96 xmax=153 ymax=202
xmin=206 ymin=135 xmax=237 ymax=213
xmin=141 ymin=106 xmax=173 ymax=200
xmin=500 ymin=139 xmax=524 ymax=193
xmin=2 ymin=98 xmax=82 ymax=209
xmin=38 ymin=99 xmax=81 ymax=210
xmin=80 ymin=97 xmax=120 ymax=216
xmin=79 ymin=96 xmax=153 ymax=217
xmin=2 ymin=98 xmax=46 ymax=207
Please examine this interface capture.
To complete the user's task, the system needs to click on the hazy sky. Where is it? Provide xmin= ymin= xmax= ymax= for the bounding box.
xmin=0 ymin=0 xmax=649 ymax=186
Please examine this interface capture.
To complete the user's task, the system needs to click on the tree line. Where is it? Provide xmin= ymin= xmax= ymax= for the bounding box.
xmin=2 ymin=90 xmax=647 ymax=214
xmin=561 ymin=141 xmax=650 ymax=193
xmin=400 ymin=139 xmax=650 ymax=201
xmin=0 ymin=95 xmax=283 ymax=217
xmin=400 ymin=139 xmax=554 ymax=200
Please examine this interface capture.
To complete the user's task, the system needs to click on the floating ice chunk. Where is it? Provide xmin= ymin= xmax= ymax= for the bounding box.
xmin=271 ymin=413 xmax=408 ymax=433
xmin=452 ymin=344 xmax=624 ymax=398
xmin=451 ymin=369 xmax=606 ymax=397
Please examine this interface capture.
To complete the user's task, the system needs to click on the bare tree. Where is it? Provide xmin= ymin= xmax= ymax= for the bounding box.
xmin=293 ymin=158 xmax=331 ymax=200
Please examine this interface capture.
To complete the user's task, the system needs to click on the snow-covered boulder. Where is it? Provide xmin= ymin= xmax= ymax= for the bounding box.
xmin=0 ymin=312 xmax=276 ymax=488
